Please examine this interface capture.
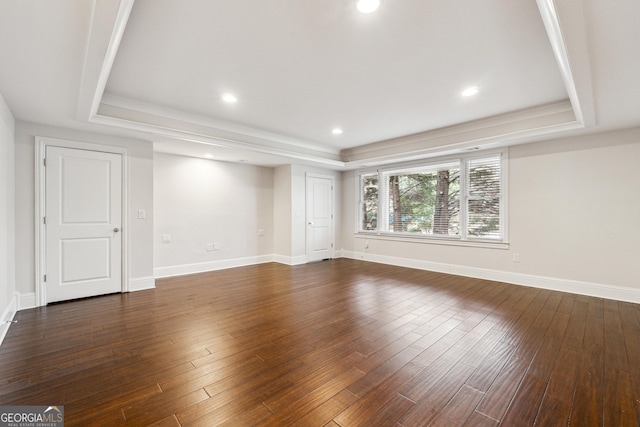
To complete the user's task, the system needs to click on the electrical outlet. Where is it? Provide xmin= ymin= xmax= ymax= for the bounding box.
xmin=512 ymin=253 xmax=520 ymax=263
xmin=206 ymin=243 xmax=214 ymax=251
xmin=258 ymin=229 xmax=265 ymax=236
xmin=162 ymin=234 xmax=171 ymax=243
xmin=138 ymin=209 xmax=146 ymax=219
xmin=213 ymin=243 xmax=221 ymax=250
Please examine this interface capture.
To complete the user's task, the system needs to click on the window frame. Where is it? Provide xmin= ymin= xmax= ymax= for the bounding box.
xmin=356 ymin=149 xmax=508 ymax=247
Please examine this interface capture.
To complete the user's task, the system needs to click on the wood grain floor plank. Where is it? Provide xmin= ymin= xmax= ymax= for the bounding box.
xmin=464 ymin=340 xmax=515 ymax=393
xmin=289 ymin=389 xmax=358 ymax=427
xmin=148 ymin=414 xmax=181 ymax=427
xmin=352 ymin=392 xmax=415 ymax=427
xmin=0 ymin=260 xmax=638 ymax=426
xmin=214 ymin=403 xmax=273 ymax=427
xmin=347 ymin=343 xmax=423 ymax=398
xmin=603 ymin=369 xmax=636 ymax=427
xmin=458 ymin=328 xmax=504 ymax=368
xmin=122 ymin=388 xmax=209 ymax=426
xmin=499 ymin=372 xmax=548 ymax=425
xmin=263 ymin=356 xmax=363 ymax=415
xmin=400 ymin=362 xmax=476 ymax=427
xmin=474 ymin=353 xmax=530 ymax=421
xmin=429 ymin=385 xmax=484 ymax=427
xmin=399 ymin=346 xmax=467 ymax=402
xmin=533 ymin=346 xmax=578 ymax=426
xmin=462 ymin=410 xmax=499 ymax=427
xmin=333 ymin=362 xmax=422 ymax=426
xmin=569 ymin=344 xmax=604 ymax=426
xmin=256 ymin=366 xmax=366 ymax=426
xmin=176 ymin=368 xmax=297 ymax=425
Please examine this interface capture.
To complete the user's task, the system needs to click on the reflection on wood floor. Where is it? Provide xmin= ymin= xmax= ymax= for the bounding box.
xmin=1 ymin=259 xmax=638 ymax=426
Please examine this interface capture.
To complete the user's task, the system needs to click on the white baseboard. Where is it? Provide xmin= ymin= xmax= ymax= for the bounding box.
xmin=154 ymin=253 xmax=314 ymax=278
xmin=0 ymin=292 xmax=18 ymax=347
xmin=17 ymin=279 xmax=154 ymax=311
xmin=341 ymin=251 xmax=640 ymax=304
xmin=129 ymin=276 xmax=155 ymax=292
xmin=272 ymin=254 xmax=307 ymax=266
xmin=154 ymin=255 xmax=275 ymax=278
xmin=19 ymin=292 xmax=37 ymax=310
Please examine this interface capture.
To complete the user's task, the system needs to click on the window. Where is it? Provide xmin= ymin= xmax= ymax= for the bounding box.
xmin=466 ymin=156 xmax=502 ymax=239
xmin=358 ymin=151 xmax=506 ymax=242
xmin=360 ymin=173 xmax=378 ymax=231
xmin=384 ymin=162 xmax=460 ymax=236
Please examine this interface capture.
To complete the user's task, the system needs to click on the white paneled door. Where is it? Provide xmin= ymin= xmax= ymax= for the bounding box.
xmin=306 ymin=174 xmax=334 ymax=262
xmin=45 ymin=146 xmax=123 ymax=303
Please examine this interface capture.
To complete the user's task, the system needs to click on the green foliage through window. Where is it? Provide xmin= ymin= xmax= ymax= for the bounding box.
xmin=387 ymin=168 xmax=460 ymax=235
xmin=359 ymin=153 xmax=504 ymax=241
xmin=361 ymin=174 xmax=378 ymax=231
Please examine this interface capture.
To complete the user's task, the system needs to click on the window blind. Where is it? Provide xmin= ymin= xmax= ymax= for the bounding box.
xmin=466 ymin=155 xmax=502 ymax=239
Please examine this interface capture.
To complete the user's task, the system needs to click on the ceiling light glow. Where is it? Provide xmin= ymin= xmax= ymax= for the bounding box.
xmin=357 ymin=0 xmax=380 ymax=14
xmin=204 ymin=153 xmax=214 ymax=159
xmin=332 ymin=128 xmax=343 ymax=135
xmin=462 ymin=86 xmax=479 ymax=97
xmin=222 ymin=93 xmax=237 ymax=103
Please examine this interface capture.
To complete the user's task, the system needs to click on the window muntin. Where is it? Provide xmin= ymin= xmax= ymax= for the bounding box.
xmin=358 ymin=152 xmax=505 ymax=242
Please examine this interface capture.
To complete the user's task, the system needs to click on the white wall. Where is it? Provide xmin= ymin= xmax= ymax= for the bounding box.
xmin=14 ymin=122 xmax=155 ymax=307
xmin=153 ymin=153 xmax=274 ymax=277
xmin=0 ymin=94 xmax=16 ymax=342
xmin=273 ymin=165 xmax=292 ymax=259
xmin=341 ymin=127 xmax=640 ymax=302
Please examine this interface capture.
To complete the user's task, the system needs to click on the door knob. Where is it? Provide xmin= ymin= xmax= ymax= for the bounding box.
xmin=114 ymin=227 xmax=120 ymax=232
xmin=308 ymin=222 xmax=314 ymax=225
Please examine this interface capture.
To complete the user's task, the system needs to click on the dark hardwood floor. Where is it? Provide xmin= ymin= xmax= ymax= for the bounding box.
xmin=1 ymin=259 xmax=639 ymax=426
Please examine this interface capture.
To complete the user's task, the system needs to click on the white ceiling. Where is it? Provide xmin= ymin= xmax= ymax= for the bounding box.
xmin=1 ymin=0 xmax=640 ymax=168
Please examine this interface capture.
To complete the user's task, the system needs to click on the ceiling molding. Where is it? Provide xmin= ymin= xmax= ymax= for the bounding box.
xmin=91 ymin=110 xmax=346 ymax=168
xmin=75 ymin=0 xmax=342 ymax=167
xmin=74 ymin=0 xmax=593 ymax=169
xmin=76 ymin=0 xmax=135 ymax=121
xmin=341 ymin=100 xmax=578 ymax=164
xmin=100 ymin=94 xmax=341 ymax=157
xmin=537 ymin=0 xmax=595 ymax=127
xmin=343 ymin=116 xmax=585 ymax=170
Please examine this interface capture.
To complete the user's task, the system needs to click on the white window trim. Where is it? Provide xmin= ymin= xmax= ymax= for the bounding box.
xmin=355 ymin=148 xmax=508 ymax=248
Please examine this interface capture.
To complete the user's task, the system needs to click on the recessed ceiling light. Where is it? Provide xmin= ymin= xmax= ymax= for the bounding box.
xmin=462 ymin=86 xmax=479 ymax=97
xmin=222 ymin=93 xmax=237 ymax=103
xmin=357 ymin=0 xmax=380 ymax=13
xmin=332 ymin=128 xmax=343 ymax=135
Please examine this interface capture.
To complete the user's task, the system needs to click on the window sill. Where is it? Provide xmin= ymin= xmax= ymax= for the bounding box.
xmin=354 ymin=232 xmax=509 ymax=250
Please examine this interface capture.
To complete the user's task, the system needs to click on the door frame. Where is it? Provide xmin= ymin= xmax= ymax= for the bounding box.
xmin=35 ymin=137 xmax=129 ymax=306
xmin=305 ymin=173 xmax=335 ymax=262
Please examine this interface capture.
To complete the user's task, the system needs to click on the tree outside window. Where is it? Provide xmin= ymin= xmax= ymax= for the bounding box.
xmin=358 ymin=153 xmax=504 ymax=242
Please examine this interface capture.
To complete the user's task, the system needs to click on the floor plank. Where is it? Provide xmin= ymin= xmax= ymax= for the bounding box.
xmin=0 ymin=259 xmax=638 ymax=426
